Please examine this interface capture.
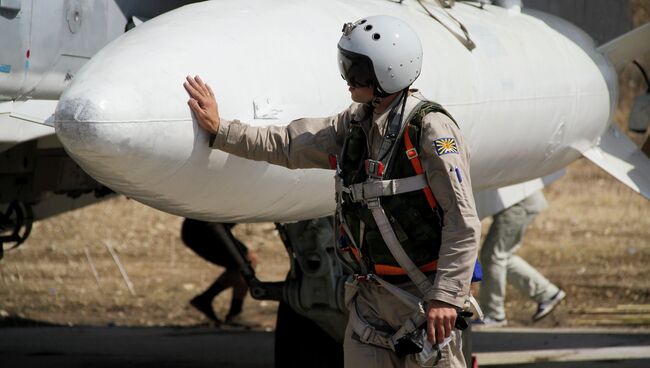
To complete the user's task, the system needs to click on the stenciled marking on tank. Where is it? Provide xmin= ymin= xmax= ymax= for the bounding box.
xmin=0 ymin=64 xmax=11 ymax=73
xmin=24 ymin=49 xmax=30 ymax=71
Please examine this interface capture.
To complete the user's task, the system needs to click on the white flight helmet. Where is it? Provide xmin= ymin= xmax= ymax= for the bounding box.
xmin=338 ymin=15 xmax=423 ymax=96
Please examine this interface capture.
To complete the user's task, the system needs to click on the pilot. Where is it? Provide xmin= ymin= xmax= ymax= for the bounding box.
xmin=181 ymin=219 xmax=258 ymax=326
xmin=184 ymin=15 xmax=480 ymax=368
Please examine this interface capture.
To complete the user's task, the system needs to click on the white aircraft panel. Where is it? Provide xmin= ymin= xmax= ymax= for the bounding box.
xmin=55 ymin=0 xmax=617 ymax=222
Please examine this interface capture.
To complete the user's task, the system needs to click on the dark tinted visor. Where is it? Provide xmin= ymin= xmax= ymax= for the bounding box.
xmin=337 ymin=47 xmax=375 ymax=88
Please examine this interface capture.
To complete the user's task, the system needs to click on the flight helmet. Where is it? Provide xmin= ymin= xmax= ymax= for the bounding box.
xmin=338 ymin=15 xmax=423 ymax=96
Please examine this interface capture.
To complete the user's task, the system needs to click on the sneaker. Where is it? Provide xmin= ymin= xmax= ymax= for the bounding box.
xmin=190 ymin=296 xmax=222 ymax=324
xmin=532 ymin=289 xmax=566 ymax=322
xmin=472 ymin=316 xmax=508 ymax=329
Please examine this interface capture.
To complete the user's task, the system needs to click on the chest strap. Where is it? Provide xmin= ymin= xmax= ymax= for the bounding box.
xmin=339 ymin=174 xmax=428 ymax=203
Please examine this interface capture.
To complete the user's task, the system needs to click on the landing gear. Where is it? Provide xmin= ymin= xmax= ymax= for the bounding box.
xmin=0 ymin=201 xmax=33 ymax=259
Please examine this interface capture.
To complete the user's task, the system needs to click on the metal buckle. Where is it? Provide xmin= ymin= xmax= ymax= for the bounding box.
xmin=406 ymin=148 xmax=418 ymax=160
xmin=366 ymin=198 xmax=381 ymax=209
xmin=355 ymin=273 xmax=379 ymax=283
xmin=365 ymin=159 xmax=385 ymax=178
xmin=348 ymin=184 xmax=362 ymax=202
xmin=361 ymin=325 xmax=374 ymax=342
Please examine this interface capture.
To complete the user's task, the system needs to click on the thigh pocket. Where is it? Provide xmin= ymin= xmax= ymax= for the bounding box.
xmin=344 ymin=277 xmax=360 ymax=310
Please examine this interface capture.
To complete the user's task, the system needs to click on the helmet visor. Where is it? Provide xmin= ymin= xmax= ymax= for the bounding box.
xmin=337 ymin=48 xmax=375 ymax=88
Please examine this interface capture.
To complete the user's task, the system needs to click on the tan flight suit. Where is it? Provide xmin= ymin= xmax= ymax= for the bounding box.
xmin=210 ymin=95 xmax=481 ymax=368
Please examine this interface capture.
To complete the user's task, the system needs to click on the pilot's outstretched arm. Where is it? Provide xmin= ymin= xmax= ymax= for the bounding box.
xmin=210 ymin=112 xmax=353 ymax=169
xmin=184 ymin=75 xmax=353 ymax=169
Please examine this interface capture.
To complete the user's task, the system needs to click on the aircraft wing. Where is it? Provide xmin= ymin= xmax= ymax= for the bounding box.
xmin=598 ymin=22 xmax=650 ymax=70
xmin=0 ymin=100 xmax=56 ymax=152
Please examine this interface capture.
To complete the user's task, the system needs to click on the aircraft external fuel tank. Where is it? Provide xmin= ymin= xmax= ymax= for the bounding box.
xmin=54 ymin=0 xmax=615 ymax=222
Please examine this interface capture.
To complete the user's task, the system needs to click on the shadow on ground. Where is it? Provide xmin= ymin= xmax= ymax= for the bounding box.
xmin=0 ymin=316 xmax=274 ymax=368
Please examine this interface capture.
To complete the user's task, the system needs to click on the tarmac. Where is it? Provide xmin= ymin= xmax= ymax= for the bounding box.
xmin=1 ymin=324 xmax=649 ymax=367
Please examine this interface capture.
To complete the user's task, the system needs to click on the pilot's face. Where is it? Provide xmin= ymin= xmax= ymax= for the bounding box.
xmin=348 ymin=85 xmax=374 ymax=103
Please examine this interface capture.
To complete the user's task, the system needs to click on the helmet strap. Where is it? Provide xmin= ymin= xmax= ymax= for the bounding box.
xmin=370 ymin=84 xmax=392 ymax=107
xmin=371 ymin=96 xmax=383 ymax=108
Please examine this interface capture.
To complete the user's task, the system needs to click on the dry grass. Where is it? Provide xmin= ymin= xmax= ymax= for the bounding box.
xmin=497 ymin=158 xmax=650 ymax=327
xmin=0 ymin=199 xmax=289 ymax=329
xmin=2 ymin=155 xmax=648 ymax=329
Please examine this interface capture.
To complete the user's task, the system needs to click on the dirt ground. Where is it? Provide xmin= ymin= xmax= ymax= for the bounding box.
xmin=2 ymin=3 xmax=650 ymax=332
xmin=4 ymin=153 xmax=649 ymax=331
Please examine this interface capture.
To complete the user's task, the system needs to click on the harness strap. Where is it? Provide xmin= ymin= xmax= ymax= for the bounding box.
xmin=335 ymin=175 xmax=369 ymax=275
xmin=343 ymin=174 xmax=428 ymax=203
xmin=375 ymin=260 xmax=438 ymax=276
xmin=377 ymin=91 xmax=408 ymax=162
xmin=469 ymin=294 xmax=484 ymax=321
xmin=404 ymin=126 xmax=438 ymax=209
xmin=349 ymin=302 xmax=396 ymax=350
xmin=366 ymin=198 xmax=437 ymax=299
xmin=391 ymin=313 xmax=428 ymax=348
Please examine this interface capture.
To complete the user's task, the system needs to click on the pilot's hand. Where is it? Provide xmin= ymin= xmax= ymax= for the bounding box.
xmin=184 ymin=75 xmax=220 ymax=134
xmin=426 ymin=300 xmax=457 ymax=345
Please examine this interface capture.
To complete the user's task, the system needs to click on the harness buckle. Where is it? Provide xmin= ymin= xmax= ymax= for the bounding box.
xmin=366 ymin=198 xmax=381 ymax=209
xmin=365 ymin=159 xmax=385 ymax=178
xmin=355 ymin=274 xmax=368 ymax=282
xmin=354 ymin=273 xmax=378 ymax=283
xmin=361 ymin=325 xmax=374 ymax=343
xmin=405 ymin=148 xmax=418 ymax=160
xmin=348 ymin=184 xmax=363 ymax=202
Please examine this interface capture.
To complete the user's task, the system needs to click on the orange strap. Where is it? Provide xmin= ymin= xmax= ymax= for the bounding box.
xmin=349 ymin=246 xmax=361 ymax=262
xmin=374 ymin=260 xmax=438 ymax=276
xmin=403 ymin=126 xmax=438 ymax=209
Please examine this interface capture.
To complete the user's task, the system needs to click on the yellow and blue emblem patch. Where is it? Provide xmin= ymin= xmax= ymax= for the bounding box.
xmin=433 ymin=137 xmax=459 ymax=155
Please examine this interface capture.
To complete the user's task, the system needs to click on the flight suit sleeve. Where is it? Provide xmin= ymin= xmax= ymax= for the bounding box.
xmin=209 ymin=105 xmax=357 ymax=170
xmin=420 ymin=112 xmax=481 ymax=309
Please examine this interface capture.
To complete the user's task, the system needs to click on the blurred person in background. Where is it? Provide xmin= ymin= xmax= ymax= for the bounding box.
xmin=181 ymin=219 xmax=258 ymax=326
xmin=476 ymin=191 xmax=566 ymax=327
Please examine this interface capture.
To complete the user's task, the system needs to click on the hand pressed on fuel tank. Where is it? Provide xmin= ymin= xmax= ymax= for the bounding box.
xmin=184 ymin=75 xmax=221 ymax=134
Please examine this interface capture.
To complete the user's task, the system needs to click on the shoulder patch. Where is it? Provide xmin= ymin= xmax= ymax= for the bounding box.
xmin=433 ymin=137 xmax=459 ymax=155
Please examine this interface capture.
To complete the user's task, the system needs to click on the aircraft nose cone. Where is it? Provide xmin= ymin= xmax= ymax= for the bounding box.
xmin=56 ymin=97 xmax=108 ymax=157
xmin=55 ymin=95 xmax=142 ymax=192
xmin=54 ymin=87 xmax=196 ymax=198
